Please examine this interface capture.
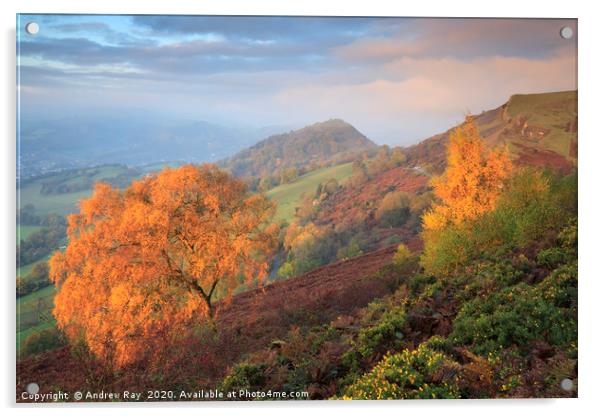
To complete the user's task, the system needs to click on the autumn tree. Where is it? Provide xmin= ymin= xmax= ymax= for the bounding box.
xmin=49 ymin=164 xmax=278 ymax=367
xmin=422 ymin=116 xmax=512 ymax=231
xmin=375 ymin=191 xmax=411 ymax=227
xmin=421 ymin=117 xmax=512 ymax=274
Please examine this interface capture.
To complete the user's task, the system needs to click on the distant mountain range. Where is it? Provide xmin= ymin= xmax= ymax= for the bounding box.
xmin=220 ymin=119 xmax=378 ymax=179
xmin=18 ymin=115 xmax=288 ymax=178
xmin=19 ymin=91 xmax=576 ymax=182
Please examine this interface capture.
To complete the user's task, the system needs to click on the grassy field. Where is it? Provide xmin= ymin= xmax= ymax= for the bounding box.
xmin=506 ymin=90 xmax=577 ymax=159
xmin=19 ymin=165 xmax=130 ymax=217
xmin=138 ymin=161 xmax=186 ymax=174
xmin=17 ymin=254 xmax=51 ymax=278
xmin=18 ymin=164 xmax=186 ymax=218
xmin=267 ymin=162 xmax=353 ymax=222
xmin=16 ymin=285 xmax=56 ymax=351
xmin=17 ymin=225 xmax=44 ymax=242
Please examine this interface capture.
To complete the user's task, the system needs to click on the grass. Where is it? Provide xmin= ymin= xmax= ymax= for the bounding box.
xmin=506 ymin=90 xmax=577 ymax=118
xmin=16 ymin=285 xmax=56 ymax=351
xmin=138 ymin=161 xmax=186 ymax=174
xmin=18 ymin=165 xmax=130 ymax=217
xmin=18 ymin=164 xmax=185 ymax=218
xmin=267 ymin=162 xmax=353 ymax=222
xmin=17 ymin=254 xmax=51 ymax=278
xmin=506 ymin=90 xmax=577 ymax=159
xmin=20 ymin=186 xmax=91 ymax=217
xmin=17 ymin=225 xmax=44 ymax=242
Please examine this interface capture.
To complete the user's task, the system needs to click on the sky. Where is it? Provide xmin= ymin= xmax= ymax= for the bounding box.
xmin=17 ymin=15 xmax=577 ymax=146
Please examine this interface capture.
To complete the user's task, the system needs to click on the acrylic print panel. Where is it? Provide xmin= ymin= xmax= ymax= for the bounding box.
xmin=16 ymin=15 xmax=577 ymax=402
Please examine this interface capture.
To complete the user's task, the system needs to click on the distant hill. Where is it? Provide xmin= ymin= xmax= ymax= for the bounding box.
xmin=19 ymin=114 xmax=284 ymax=178
xmin=403 ymin=90 xmax=577 ymax=174
xmin=220 ymin=119 xmax=377 ymax=181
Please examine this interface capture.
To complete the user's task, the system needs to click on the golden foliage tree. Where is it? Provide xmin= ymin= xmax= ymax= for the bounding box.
xmin=422 ymin=116 xmax=512 ymax=231
xmin=49 ymin=164 xmax=278 ymax=367
xmin=420 ymin=117 xmax=513 ymax=275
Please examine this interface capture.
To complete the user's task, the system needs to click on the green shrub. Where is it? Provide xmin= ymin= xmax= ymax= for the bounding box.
xmin=392 ymin=244 xmax=411 ymax=267
xmin=423 ymin=335 xmax=452 ymax=353
xmin=421 ymin=225 xmax=475 ymax=276
xmin=450 ymin=262 xmax=577 ymax=356
xmin=337 ymin=239 xmax=363 ymax=260
xmin=22 ymin=327 xmax=64 ymax=357
xmin=407 ymin=274 xmax=437 ymax=296
xmin=558 ymin=218 xmax=577 ymax=251
xmin=376 ymin=191 xmax=411 ymax=227
xmin=537 ymin=247 xmax=568 ymax=269
xmin=220 ymin=363 xmax=267 ymax=393
xmin=538 ymin=263 xmax=578 ymax=309
xmin=453 ymin=259 xmax=526 ymax=303
xmin=277 ymin=261 xmax=295 ymax=279
xmin=356 ymin=306 xmax=407 ymax=357
xmin=340 ymin=344 xmax=460 ymax=399
xmin=340 ymin=298 xmax=409 ymax=376
xmin=384 ymin=235 xmax=403 ymax=246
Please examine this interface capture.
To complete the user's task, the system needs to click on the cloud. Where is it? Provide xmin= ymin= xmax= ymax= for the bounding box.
xmin=18 ymin=32 xmax=338 ymax=76
xmin=17 ymin=15 xmax=578 ymax=145
xmin=50 ymin=22 xmax=112 ymax=33
xmin=132 ymin=15 xmax=380 ymax=42
xmin=334 ymin=18 xmax=577 ymax=62
xmin=272 ymin=50 xmax=576 ymax=143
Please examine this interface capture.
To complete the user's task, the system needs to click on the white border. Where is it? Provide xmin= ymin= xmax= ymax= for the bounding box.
xmin=2 ymin=1 xmax=601 ymax=415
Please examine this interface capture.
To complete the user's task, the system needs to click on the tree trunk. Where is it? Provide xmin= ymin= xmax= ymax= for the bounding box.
xmin=203 ymin=294 xmax=218 ymax=332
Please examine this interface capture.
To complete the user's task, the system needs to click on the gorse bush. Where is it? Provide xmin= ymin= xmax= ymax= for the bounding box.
xmin=537 ymin=247 xmax=569 ymax=269
xmin=220 ymin=362 xmax=267 ymax=394
xmin=340 ymin=343 xmax=460 ymax=399
xmin=355 ymin=306 xmax=407 ymax=357
xmin=452 ymin=258 xmax=529 ymax=304
xmin=450 ymin=260 xmax=577 ymax=356
xmin=538 ymin=263 xmax=578 ymax=310
xmin=558 ymin=218 xmax=577 ymax=250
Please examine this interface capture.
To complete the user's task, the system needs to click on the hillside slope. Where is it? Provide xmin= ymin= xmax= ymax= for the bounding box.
xmin=272 ymin=91 xmax=577 ymax=281
xmin=17 ymin=245 xmax=400 ymax=396
xmin=403 ymin=90 xmax=577 ymax=174
xmin=267 ymin=162 xmax=354 ymax=222
xmin=220 ymin=119 xmax=377 ymax=179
